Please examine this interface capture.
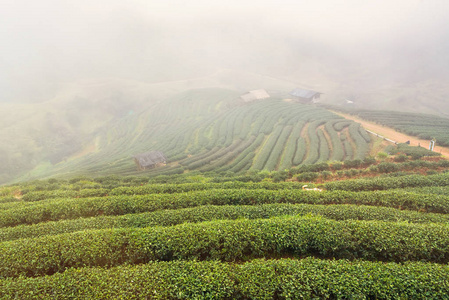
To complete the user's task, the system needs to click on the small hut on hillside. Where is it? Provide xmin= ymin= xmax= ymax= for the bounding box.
xmin=133 ymin=151 xmax=166 ymax=170
xmin=240 ymin=89 xmax=270 ymax=103
xmin=289 ymin=88 xmax=321 ymax=103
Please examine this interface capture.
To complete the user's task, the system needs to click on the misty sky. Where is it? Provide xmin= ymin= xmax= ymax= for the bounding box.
xmin=1 ymin=0 xmax=448 ymax=102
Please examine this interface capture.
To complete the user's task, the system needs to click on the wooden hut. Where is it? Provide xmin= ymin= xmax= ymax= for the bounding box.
xmin=133 ymin=151 xmax=166 ymax=170
xmin=289 ymin=88 xmax=321 ymax=103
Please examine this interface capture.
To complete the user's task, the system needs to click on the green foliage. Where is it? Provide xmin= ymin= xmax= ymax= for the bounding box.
xmin=109 ymin=181 xmax=306 ymax=196
xmin=340 ymin=131 xmax=354 ymax=160
xmin=325 ymin=172 xmax=449 ymax=192
xmin=358 ymin=125 xmax=372 ymax=143
xmin=1 ymin=258 xmax=448 ymax=299
xmin=316 ymin=128 xmax=330 ymax=162
xmin=3 ymin=203 xmax=448 ymax=243
xmin=331 ymin=161 xmax=343 ymax=170
xmin=351 ymin=110 xmax=449 ymax=147
xmin=292 ymin=137 xmax=306 ymax=165
xmin=0 ymin=196 xmax=19 ymax=204
xmin=296 ymin=172 xmax=319 ymax=182
xmin=4 ymin=185 xmax=449 ymax=229
xmin=325 ymin=120 xmax=345 ymax=161
xmin=179 ymin=147 xmax=220 ymax=167
xmin=344 ymin=159 xmax=362 ymax=168
xmin=321 ymin=170 xmax=332 ymax=180
xmin=264 ymin=125 xmax=293 ymax=170
xmin=21 ymin=188 xmax=109 ymax=202
xmin=394 ymin=154 xmax=408 ymax=162
xmin=401 ymin=186 xmax=449 ymax=195
xmin=390 ymin=143 xmax=441 ymax=159
xmin=279 ymin=121 xmax=304 ymax=169
xmin=296 ymin=162 xmax=330 ymax=173
xmin=271 ymin=172 xmax=288 ymax=183
xmin=348 ymin=123 xmax=370 ymax=159
xmin=252 ymin=125 xmax=283 ymax=170
xmin=186 ymin=140 xmax=243 ymax=170
xmin=377 ymin=162 xmax=400 ymax=173
xmin=4 ymin=153 xmax=449 ymax=298
xmin=363 ymin=156 xmax=377 ymax=166
xmin=377 ymin=152 xmax=388 ymax=159
xmin=333 ymin=120 xmax=352 ymax=131
xmin=0 ymin=215 xmax=448 ymax=278
xmin=303 ymin=120 xmax=325 ymax=165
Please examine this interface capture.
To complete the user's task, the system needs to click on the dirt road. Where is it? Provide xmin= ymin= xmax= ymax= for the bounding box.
xmin=334 ymin=111 xmax=449 ymax=158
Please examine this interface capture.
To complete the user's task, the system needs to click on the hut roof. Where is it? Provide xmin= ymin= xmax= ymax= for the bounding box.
xmin=240 ymin=89 xmax=270 ymax=102
xmin=289 ymin=88 xmax=321 ymax=99
xmin=133 ymin=151 xmax=166 ymax=168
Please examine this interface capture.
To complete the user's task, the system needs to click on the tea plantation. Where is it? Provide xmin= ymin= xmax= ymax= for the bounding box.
xmin=23 ymin=89 xmax=373 ymax=182
xmin=345 ymin=109 xmax=449 ymax=146
xmin=1 ymin=162 xmax=449 ymax=298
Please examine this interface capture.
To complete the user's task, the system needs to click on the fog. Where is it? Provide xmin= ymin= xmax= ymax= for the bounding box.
xmin=1 ymin=0 xmax=449 ymax=183
xmin=1 ymin=0 xmax=448 ymax=107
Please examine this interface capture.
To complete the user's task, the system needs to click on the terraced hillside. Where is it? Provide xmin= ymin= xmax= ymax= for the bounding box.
xmin=1 ymin=168 xmax=449 ymax=298
xmin=345 ymin=110 xmax=449 ymax=146
xmin=20 ymin=88 xmax=371 ymax=181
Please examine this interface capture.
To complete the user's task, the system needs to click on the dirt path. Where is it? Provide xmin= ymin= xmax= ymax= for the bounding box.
xmin=334 ymin=111 xmax=449 ymax=158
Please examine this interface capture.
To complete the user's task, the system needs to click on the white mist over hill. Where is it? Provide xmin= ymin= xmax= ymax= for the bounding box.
xmin=1 ymin=0 xmax=449 ymax=183
xmin=1 ymin=0 xmax=448 ymax=110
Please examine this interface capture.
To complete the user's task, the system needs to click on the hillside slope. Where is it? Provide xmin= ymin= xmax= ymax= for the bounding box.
xmin=1 ymin=69 xmax=386 ymax=184
xmin=334 ymin=111 xmax=449 ymax=158
xmin=9 ymin=88 xmax=372 ymax=183
xmin=1 ymin=70 xmax=303 ymax=183
xmin=1 ymin=166 xmax=449 ymax=298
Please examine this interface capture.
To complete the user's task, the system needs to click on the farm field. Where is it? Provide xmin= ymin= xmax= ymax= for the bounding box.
xmin=335 ymin=109 xmax=449 ymax=152
xmin=17 ymin=88 xmax=372 ymax=183
xmin=5 ymin=1 xmax=449 ymax=297
xmin=1 ymin=157 xmax=449 ymax=298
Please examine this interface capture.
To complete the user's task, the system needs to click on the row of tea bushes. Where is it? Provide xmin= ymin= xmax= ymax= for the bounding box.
xmin=0 ymin=215 xmax=448 ymax=278
xmin=0 ymin=196 xmax=19 ymax=204
xmin=325 ymin=172 xmax=449 ymax=191
xmin=21 ymin=188 xmax=109 ymax=202
xmin=109 ymin=181 xmax=307 ymax=196
xmin=1 ymin=203 xmax=448 ymax=243
xmin=1 ymin=258 xmax=448 ymax=299
xmin=1 ymin=189 xmax=449 ymax=228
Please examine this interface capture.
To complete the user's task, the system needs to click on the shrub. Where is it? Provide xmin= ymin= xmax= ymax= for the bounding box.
xmin=325 ymin=172 xmax=449 ymax=193
xmin=377 ymin=152 xmax=388 ymax=159
xmin=439 ymin=160 xmax=449 ymax=167
xmin=2 ymin=203 xmax=448 ymax=243
xmin=344 ymin=159 xmax=362 ymax=168
xmin=4 ymin=185 xmax=449 ymax=229
xmin=411 ymin=153 xmax=424 ymax=160
xmin=296 ymin=172 xmax=319 ymax=182
xmin=394 ymin=154 xmax=408 ymax=162
xmin=331 ymin=162 xmax=343 ymax=170
xmin=272 ymin=172 xmax=288 ymax=183
xmin=363 ymin=157 xmax=377 ymax=166
xmin=1 ymin=215 xmax=449 ymax=279
xmin=1 ymin=258 xmax=448 ymax=299
xmin=298 ymin=162 xmax=329 ymax=173
xmin=321 ymin=171 xmax=332 ymax=180
xmin=377 ymin=162 xmax=400 ymax=173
